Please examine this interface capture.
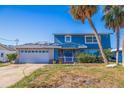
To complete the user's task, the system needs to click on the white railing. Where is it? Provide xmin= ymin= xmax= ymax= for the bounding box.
xmin=59 ymin=56 xmax=74 ymax=62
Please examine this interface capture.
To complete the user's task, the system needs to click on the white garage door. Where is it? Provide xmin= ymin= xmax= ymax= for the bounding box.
xmin=19 ymin=49 xmax=50 ymax=64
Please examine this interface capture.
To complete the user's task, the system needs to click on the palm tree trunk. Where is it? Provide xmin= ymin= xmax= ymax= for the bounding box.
xmin=87 ymin=17 xmax=108 ymax=63
xmin=116 ymin=27 xmax=120 ymax=64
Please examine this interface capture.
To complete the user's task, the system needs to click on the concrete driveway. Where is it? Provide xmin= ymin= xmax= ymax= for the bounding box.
xmin=0 ymin=64 xmax=46 ymax=88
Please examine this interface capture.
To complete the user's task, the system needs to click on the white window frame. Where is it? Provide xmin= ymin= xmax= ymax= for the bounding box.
xmin=85 ymin=35 xmax=99 ymax=44
xmin=65 ymin=35 xmax=71 ymax=43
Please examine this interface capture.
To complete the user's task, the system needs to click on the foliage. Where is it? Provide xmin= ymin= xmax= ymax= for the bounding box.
xmin=70 ymin=5 xmax=97 ymax=23
xmin=95 ymin=49 xmax=114 ymax=62
xmin=102 ymin=6 xmax=124 ymax=30
xmin=0 ymin=63 xmax=9 ymax=67
xmin=76 ymin=54 xmax=97 ymax=63
xmin=102 ymin=5 xmax=124 ymax=63
xmin=6 ymin=53 xmax=17 ymax=62
xmin=70 ymin=5 xmax=108 ymax=63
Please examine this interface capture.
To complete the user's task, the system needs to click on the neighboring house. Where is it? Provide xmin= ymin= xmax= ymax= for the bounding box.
xmin=16 ymin=33 xmax=111 ymax=64
xmin=0 ymin=44 xmax=16 ymax=62
xmin=111 ymin=48 xmax=122 ymax=62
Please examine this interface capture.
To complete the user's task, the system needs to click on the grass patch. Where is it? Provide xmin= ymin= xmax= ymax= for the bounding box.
xmin=0 ymin=63 xmax=9 ymax=67
xmin=10 ymin=64 xmax=124 ymax=88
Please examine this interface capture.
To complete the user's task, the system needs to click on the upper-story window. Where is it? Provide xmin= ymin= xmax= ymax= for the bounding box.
xmin=85 ymin=35 xmax=98 ymax=44
xmin=65 ymin=35 xmax=71 ymax=43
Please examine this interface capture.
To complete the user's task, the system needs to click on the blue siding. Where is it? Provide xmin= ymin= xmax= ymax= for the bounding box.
xmin=101 ymin=34 xmax=111 ymax=49
xmin=113 ymin=51 xmax=122 ymax=62
xmin=54 ymin=48 xmax=59 ymax=60
xmin=80 ymin=49 xmax=98 ymax=55
xmin=54 ymin=34 xmax=111 ymax=49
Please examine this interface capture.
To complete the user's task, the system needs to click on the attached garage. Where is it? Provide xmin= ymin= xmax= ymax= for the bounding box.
xmin=16 ymin=44 xmax=61 ymax=64
xmin=19 ymin=49 xmax=50 ymax=64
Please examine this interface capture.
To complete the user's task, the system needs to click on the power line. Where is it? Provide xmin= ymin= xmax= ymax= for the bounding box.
xmin=0 ymin=37 xmax=19 ymax=45
xmin=0 ymin=37 xmax=15 ymax=42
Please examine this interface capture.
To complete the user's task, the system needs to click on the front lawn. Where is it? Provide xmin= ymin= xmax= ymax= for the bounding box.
xmin=0 ymin=63 xmax=9 ymax=67
xmin=10 ymin=64 xmax=124 ymax=88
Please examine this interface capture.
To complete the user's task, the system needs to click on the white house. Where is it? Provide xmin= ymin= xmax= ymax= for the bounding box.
xmin=0 ymin=44 xmax=16 ymax=62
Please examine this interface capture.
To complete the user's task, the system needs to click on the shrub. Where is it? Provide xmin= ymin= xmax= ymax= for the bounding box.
xmin=6 ymin=53 xmax=17 ymax=62
xmin=76 ymin=54 xmax=97 ymax=63
xmin=95 ymin=49 xmax=114 ymax=62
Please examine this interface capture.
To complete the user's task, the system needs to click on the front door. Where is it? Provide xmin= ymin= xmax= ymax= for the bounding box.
xmin=64 ymin=50 xmax=73 ymax=57
xmin=63 ymin=50 xmax=73 ymax=62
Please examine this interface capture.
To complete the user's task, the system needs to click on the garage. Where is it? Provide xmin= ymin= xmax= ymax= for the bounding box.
xmin=16 ymin=44 xmax=61 ymax=64
xmin=18 ymin=49 xmax=51 ymax=64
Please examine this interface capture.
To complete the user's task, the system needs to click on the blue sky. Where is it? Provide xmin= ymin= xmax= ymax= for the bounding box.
xmin=0 ymin=5 xmax=123 ymax=48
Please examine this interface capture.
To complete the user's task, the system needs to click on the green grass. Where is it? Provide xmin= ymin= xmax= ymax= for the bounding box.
xmin=10 ymin=64 xmax=124 ymax=88
xmin=0 ymin=63 xmax=9 ymax=67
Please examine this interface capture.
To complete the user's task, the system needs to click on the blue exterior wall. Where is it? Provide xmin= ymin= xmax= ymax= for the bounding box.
xmin=54 ymin=48 xmax=59 ymax=60
xmin=113 ymin=51 xmax=122 ymax=62
xmin=54 ymin=34 xmax=111 ymax=49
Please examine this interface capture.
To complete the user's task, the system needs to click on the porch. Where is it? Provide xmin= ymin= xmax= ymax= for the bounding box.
xmin=58 ymin=49 xmax=79 ymax=63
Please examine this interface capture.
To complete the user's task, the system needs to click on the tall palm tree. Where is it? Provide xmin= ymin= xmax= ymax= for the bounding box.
xmin=70 ymin=5 xmax=108 ymax=63
xmin=103 ymin=5 xmax=124 ymax=64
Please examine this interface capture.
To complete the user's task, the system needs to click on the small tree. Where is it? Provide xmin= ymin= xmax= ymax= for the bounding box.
xmin=6 ymin=53 xmax=17 ymax=63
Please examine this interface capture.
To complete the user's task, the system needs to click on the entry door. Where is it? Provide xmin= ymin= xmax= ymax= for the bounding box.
xmin=64 ymin=50 xmax=73 ymax=57
xmin=64 ymin=50 xmax=73 ymax=62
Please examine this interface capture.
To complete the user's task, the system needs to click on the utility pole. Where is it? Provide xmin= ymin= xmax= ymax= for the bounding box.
xmin=122 ymin=33 xmax=124 ymax=67
xmin=15 ymin=39 xmax=19 ymax=46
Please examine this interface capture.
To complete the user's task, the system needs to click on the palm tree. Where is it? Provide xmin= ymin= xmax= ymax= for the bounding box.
xmin=103 ymin=5 xmax=124 ymax=64
xmin=70 ymin=5 xmax=108 ymax=63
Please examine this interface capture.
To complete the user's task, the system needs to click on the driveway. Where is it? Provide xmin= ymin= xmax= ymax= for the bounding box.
xmin=0 ymin=64 xmax=46 ymax=88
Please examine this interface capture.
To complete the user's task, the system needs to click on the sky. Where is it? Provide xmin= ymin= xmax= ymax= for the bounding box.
xmin=0 ymin=5 xmax=123 ymax=48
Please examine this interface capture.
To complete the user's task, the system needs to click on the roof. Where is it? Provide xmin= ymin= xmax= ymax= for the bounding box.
xmin=16 ymin=42 xmax=88 ymax=49
xmin=53 ymin=32 xmax=113 ymax=35
xmin=16 ymin=44 xmax=62 ymax=49
xmin=0 ymin=43 xmax=16 ymax=51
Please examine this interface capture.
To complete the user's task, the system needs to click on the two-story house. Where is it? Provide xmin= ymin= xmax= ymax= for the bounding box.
xmin=16 ymin=33 xmax=111 ymax=64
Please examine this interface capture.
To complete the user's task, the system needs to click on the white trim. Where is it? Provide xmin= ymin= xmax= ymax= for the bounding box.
xmin=85 ymin=35 xmax=98 ymax=44
xmin=111 ymin=48 xmax=122 ymax=52
xmin=63 ymin=56 xmax=74 ymax=62
xmin=65 ymin=35 xmax=71 ymax=43
xmin=16 ymin=45 xmax=62 ymax=49
xmin=78 ymin=45 xmax=87 ymax=48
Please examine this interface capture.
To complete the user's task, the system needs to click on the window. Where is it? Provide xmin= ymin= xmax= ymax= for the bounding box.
xmin=65 ymin=35 xmax=71 ymax=43
xmin=28 ymin=51 xmax=31 ymax=53
xmin=42 ymin=50 xmax=45 ymax=53
xmin=85 ymin=35 xmax=98 ymax=44
xmin=25 ymin=50 xmax=27 ymax=53
xmin=35 ymin=50 xmax=38 ymax=53
xmin=1 ymin=53 xmax=4 ymax=57
xmin=21 ymin=50 xmax=24 ymax=53
xmin=39 ymin=50 xmax=41 ymax=53
xmin=46 ymin=51 xmax=48 ymax=53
